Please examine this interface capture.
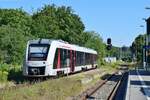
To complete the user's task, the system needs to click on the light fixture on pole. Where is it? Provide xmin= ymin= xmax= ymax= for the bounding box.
xmin=140 ymin=25 xmax=146 ymax=68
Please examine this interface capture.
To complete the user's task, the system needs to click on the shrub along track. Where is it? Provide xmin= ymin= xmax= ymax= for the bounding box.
xmin=0 ymin=68 xmax=98 ymax=93
xmin=0 ymin=65 xmax=127 ymax=100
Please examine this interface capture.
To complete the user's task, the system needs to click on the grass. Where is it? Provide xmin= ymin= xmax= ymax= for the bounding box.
xmin=1 ymin=77 xmax=83 ymax=100
xmin=0 ymin=62 xmax=121 ymax=100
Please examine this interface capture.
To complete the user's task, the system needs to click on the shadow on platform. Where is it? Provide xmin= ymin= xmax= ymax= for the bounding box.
xmin=130 ymin=80 xmax=150 ymax=86
xmin=130 ymin=70 xmax=150 ymax=76
xmin=140 ymin=87 xmax=150 ymax=97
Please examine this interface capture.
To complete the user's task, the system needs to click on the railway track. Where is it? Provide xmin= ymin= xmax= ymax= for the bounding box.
xmin=74 ymin=69 xmax=128 ymax=100
xmin=0 ymin=66 xmax=128 ymax=99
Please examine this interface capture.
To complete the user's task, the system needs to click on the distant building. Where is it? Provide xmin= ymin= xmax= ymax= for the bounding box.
xmin=104 ymin=57 xmax=116 ymax=63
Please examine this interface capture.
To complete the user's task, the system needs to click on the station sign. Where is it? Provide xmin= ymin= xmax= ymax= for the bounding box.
xmin=143 ymin=45 xmax=150 ymax=50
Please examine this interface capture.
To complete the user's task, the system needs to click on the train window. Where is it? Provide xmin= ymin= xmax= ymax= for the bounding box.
xmin=76 ymin=51 xmax=80 ymax=66
xmin=85 ymin=53 xmax=87 ymax=64
xmin=62 ymin=49 xmax=71 ymax=68
xmin=60 ymin=49 xmax=68 ymax=68
xmin=53 ymin=48 xmax=71 ymax=69
xmin=63 ymin=49 xmax=70 ymax=68
xmin=94 ymin=54 xmax=98 ymax=64
xmin=76 ymin=51 xmax=84 ymax=66
xmin=28 ymin=44 xmax=50 ymax=61
xmin=85 ymin=53 xmax=93 ymax=65
xmin=53 ymin=49 xmax=58 ymax=69
xmin=80 ymin=52 xmax=84 ymax=65
xmin=90 ymin=54 xmax=92 ymax=64
xmin=53 ymin=48 xmax=97 ymax=68
xmin=83 ymin=53 xmax=85 ymax=65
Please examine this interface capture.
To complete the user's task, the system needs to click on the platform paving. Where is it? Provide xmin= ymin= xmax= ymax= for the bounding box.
xmin=125 ymin=68 xmax=150 ymax=100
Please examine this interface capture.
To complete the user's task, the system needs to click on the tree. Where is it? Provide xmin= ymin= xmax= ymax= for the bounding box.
xmin=0 ymin=5 xmax=106 ymax=65
xmin=131 ymin=34 xmax=145 ymax=62
xmin=0 ymin=25 xmax=27 ymax=64
xmin=83 ymin=31 xmax=106 ymax=64
xmin=0 ymin=9 xmax=32 ymax=64
xmin=0 ymin=8 xmax=32 ymax=37
xmin=32 ymin=5 xmax=85 ymax=44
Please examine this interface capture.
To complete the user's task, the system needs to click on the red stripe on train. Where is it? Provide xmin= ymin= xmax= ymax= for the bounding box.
xmin=57 ymin=48 xmax=61 ymax=69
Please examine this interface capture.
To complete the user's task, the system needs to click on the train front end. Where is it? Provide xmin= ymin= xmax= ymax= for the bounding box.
xmin=23 ymin=39 xmax=51 ymax=77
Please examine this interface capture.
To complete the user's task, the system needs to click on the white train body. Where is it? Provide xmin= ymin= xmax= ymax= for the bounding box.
xmin=23 ymin=39 xmax=98 ymax=77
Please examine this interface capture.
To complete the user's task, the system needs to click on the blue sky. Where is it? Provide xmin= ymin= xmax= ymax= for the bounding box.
xmin=0 ymin=0 xmax=150 ymax=47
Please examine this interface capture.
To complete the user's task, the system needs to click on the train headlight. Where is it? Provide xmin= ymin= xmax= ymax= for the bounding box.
xmin=31 ymin=68 xmax=40 ymax=75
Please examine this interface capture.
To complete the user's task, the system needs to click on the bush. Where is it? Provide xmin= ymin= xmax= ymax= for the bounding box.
xmin=0 ymin=70 xmax=8 ymax=82
xmin=0 ymin=63 xmax=22 ymax=82
xmin=0 ymin=63 xmax=10 ymax=72
xmin=0 ymin=64 xmax=9 ymax=82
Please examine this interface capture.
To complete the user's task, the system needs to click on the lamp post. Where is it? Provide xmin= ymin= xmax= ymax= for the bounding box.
xmin=142 ymin=18 xmax=147 ymax=45
xmin=140 ymin=25 xmax=146 ymax=69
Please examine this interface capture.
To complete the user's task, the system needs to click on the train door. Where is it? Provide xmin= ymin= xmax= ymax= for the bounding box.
xmin=70 ymin=50 xmax=75 ymax=72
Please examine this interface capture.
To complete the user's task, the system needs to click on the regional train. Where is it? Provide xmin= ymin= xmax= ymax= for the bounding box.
xmin=23 ymin=39 xmax=98 ymax=77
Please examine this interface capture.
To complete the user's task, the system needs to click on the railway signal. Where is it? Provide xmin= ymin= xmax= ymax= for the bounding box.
xmin=107 ymin=38 xmax=111 ymax=45
xmin=107 ymin=38 xmax=112 ymax=50
xmin=107 ymin=44 xmax=112 ymax=50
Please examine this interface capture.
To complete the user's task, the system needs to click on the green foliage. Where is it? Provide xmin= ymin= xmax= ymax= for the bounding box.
xmin=0 ymin=8 xmax=32 ymax=37
xmin=0 ymin=63 xmax=9 ymax=82
xmin=106 ymin=46 xmax=120 ymax=58
xmin=0 ymin=63 xmax=22 ymax=82
xmin=121 ymin=46 xmax=132 ymax=62
xmin=83 ymin=31 xmax=105 ymax=56
xmin=131 ymin=34 xmax=145 ymax=62
xmin=105 ymin=45 xmax=132 ymax=62
xmin=32 ymin=5 xmax=85 ymax=44
xmin=0 ymin=5 xmax=106 ymax=65
xmin=0 ymin=9 xmax=32 ymax=64
xmin=82 ymin=31 xmax=106 ymax=65
xmin=0 ymin=5 xmax=108 ymax=83
xmin=0 ymin=71 xmax=8 ymax=82
xmin=0 ymin=26 xmax=27 ymax=64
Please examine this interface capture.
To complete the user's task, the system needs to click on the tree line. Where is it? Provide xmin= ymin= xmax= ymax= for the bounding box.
xmin=0 ymin=4 xmax=119 ymax=65
xmin=130 ymin=34 xmax=146 ymax=62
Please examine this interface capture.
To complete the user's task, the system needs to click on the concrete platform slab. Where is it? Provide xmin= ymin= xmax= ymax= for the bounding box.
xmin=125 ymin=70 xmax=150 ymax=100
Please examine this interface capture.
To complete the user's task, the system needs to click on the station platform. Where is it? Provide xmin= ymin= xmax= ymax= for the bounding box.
xmin=125 ymin=69 xmax=150 ymax=100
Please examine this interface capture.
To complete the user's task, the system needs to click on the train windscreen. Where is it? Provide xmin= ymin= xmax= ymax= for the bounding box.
xmin=28 ymin=44 xmax=50 ymax=61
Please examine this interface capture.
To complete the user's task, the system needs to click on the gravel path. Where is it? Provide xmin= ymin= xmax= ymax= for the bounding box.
xmin=87 ymin=73 xmax=122 ymax=100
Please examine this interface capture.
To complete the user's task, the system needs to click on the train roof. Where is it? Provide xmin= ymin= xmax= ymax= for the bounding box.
xmin=28 ymin=39 xmax=52 ymax=44
xmin=28 ymin=39 xmax=97 ymax=54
